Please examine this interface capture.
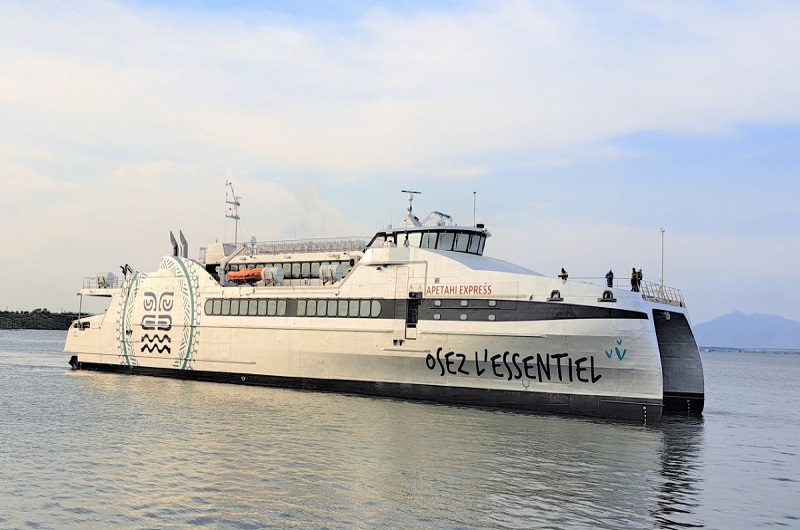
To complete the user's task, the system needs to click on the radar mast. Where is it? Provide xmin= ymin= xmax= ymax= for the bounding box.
xmin=401 ymin=190 xmax=422 ymax=227
xmin=225 ymin=180 xmax=241 ymax=245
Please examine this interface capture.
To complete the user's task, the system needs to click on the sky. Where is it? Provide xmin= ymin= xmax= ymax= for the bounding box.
xmin=1 ymin=0 xmax=799 ymax=324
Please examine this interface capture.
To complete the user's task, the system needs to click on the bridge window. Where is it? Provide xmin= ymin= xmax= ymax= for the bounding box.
xmin=297 ymin=300 xmax=307 ymax=316
xmin=258 ymin=300 xmax=267 ymax=316
xmin=407 ymin=232 xmax=422 ymax=247
xmin=369 ymin=235 xmax=387 ymax=247
xmin=371 ymin=300 xmax=382 ymax=318
xmin=307 ymin=299 xmax=317 ymax=316
xmin=454 ymin=232 xmax=469 ymax=252
xmin=421 ymin=232 xmax=437 ymax=249
xmin=468 ymin=234 xmax=481 ymax=254
xmin=349 ymin=300 xmax=360 ymax=316
xmin=436 ymin=232 xmax=454 ymax=251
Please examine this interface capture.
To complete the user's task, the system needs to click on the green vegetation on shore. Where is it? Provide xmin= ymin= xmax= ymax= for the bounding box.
xmin=0 ymin=309 xmax=82 ymax=330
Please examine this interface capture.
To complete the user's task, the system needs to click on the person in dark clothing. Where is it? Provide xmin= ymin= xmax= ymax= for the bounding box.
xmin=605 ymin=269 xmax=614 ymax=288
xmin=631 ymin=267 xmax=639 ymax=292
xmin=558 ymin=268 xmax=569 ymax=282
xmin=637 ymin=268 xmax=643 ymax=291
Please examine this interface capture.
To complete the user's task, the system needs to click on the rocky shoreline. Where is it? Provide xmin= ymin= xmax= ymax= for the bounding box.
xmin=0 ymin=310 xmax=82 ymax=330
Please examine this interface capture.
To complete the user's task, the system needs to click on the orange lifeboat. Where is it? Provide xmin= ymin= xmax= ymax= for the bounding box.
xmin=227 ymin=268 xmax=263 ymax=283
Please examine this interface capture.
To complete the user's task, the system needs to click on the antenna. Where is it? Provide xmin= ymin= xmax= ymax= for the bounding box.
xmin=401 ymin=190 xmax=421 ymax=215
xmin=225 ymin=180 xmax=241 ymax=245
xmin=660 ymin=227 xmax=665 ymax=296
xmin=401 ymin=190 xmax=422 ymax=228
xmin=473 ymin=191 xmax=476 ymax=226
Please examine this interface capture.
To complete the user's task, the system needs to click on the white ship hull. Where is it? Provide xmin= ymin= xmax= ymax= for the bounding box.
xmin=66 ymin=244 xmax=704 ymax=422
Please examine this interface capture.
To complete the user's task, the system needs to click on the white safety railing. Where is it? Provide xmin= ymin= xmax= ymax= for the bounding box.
xmin=245 ymin=236 xmax=369 ymax=256
xmin=640 ymin=280 xmax=685 ymax=307
xmin=569 ymin=277 xmax=685 ymax=307
xmin=82 ymin=276 xmax=124 ymax=289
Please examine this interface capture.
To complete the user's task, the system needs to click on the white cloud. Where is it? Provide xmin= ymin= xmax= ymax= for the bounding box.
xmin=3 ymin=1 xmax=800 ymax=174
xmin=1 ymin=1 xmax=799 ymax=321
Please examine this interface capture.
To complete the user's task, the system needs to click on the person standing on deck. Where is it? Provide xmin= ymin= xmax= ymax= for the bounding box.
xmin=605 ymin=269 xmax=614 ymax=288
xmin=631 ymin=267 xmax=639 ymax=292
xmin=559 ymin=268 xmax=569 ymax=282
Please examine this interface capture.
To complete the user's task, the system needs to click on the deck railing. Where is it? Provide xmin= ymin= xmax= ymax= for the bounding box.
xmin=244 ymin=236 xmax=369 ymax=256
xmin=570 ymin=277 xmax=685 ymax=307
xmin=640 ymin=280 xmax=685 ymax=307
xmin=82 ymin=276 xmax=124 ymax=289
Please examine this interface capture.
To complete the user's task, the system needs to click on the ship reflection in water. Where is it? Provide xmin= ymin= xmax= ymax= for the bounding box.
xmin=654 ymin=417 xmax=705 ymax=529
xmin=60 ymin=371 xmax=706 ymax=529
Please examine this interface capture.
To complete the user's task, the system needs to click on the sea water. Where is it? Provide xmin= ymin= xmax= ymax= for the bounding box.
xmin=0 ymin=330 xmax=798 ymax=529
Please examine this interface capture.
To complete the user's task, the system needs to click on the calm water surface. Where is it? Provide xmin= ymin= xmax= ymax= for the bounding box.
xmin=0 ymin=331 xmax=798 ymax=529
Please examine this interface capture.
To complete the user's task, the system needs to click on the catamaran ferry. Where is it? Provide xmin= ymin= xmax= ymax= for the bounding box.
xmin=65 ymin=189 xmax=704 ymax=422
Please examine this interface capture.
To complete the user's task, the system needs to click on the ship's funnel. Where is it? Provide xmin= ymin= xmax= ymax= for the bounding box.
xmin=179 ymin=230 xmax=188 ymax=258
xmin=169 ymin=231 xmax=178 ymax=256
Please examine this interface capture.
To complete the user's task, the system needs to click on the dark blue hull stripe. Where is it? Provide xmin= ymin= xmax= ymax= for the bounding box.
xmin=663 ymin=392 xmax=705 ymax=415
xmin=74 ymin=361 xmax=662 ymax=422
xmin=201 ymin=298 xmax=649 ymax=322
xmin=417 ymin=299 xmax=648 ymax=322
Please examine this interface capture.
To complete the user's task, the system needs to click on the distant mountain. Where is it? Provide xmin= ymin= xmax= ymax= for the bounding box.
xmin=694 ymin=312 xmax=800 ymax=350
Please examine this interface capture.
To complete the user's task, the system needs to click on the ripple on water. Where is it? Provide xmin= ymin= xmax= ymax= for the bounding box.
xmin=2 ymin=334 xmax=799 ymax=528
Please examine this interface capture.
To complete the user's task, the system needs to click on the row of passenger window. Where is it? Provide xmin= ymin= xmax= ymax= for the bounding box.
xmin=203 ymin=298 xmax=383 ymax=318
xmin=205 ymin=298 xmax=288 ymax=317
xmin=298 ymin=299 xmax=381 ymax=318
xmin=227 ymin=260 xmax=353 ymax=279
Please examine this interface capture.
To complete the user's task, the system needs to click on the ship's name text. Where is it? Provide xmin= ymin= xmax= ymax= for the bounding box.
xmin=425 ymin=283 xmax=493 ymax=296
xmin=425 ymin=348 xmax=602 ymax=384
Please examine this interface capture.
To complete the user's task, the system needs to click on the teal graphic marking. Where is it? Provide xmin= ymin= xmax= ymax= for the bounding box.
xmin=605 ymin=339 xmax=627 ymax=361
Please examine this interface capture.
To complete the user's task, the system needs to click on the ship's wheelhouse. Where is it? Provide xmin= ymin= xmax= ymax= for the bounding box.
xmin=367 ymin=227 xmax=488 ymax=256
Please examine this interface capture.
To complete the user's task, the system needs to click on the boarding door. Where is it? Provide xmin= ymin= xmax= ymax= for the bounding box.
xmin=405 ymin=292 xmax=421 ymax=340
xmin=393 ymin=267 xmax=411 ymax=343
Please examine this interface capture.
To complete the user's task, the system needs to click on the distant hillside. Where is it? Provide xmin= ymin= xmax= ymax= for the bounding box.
xmin=0 ymin=309 xmax=81 ymax=330
xmin=694 ymin=312 xmax=800 ymax=350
